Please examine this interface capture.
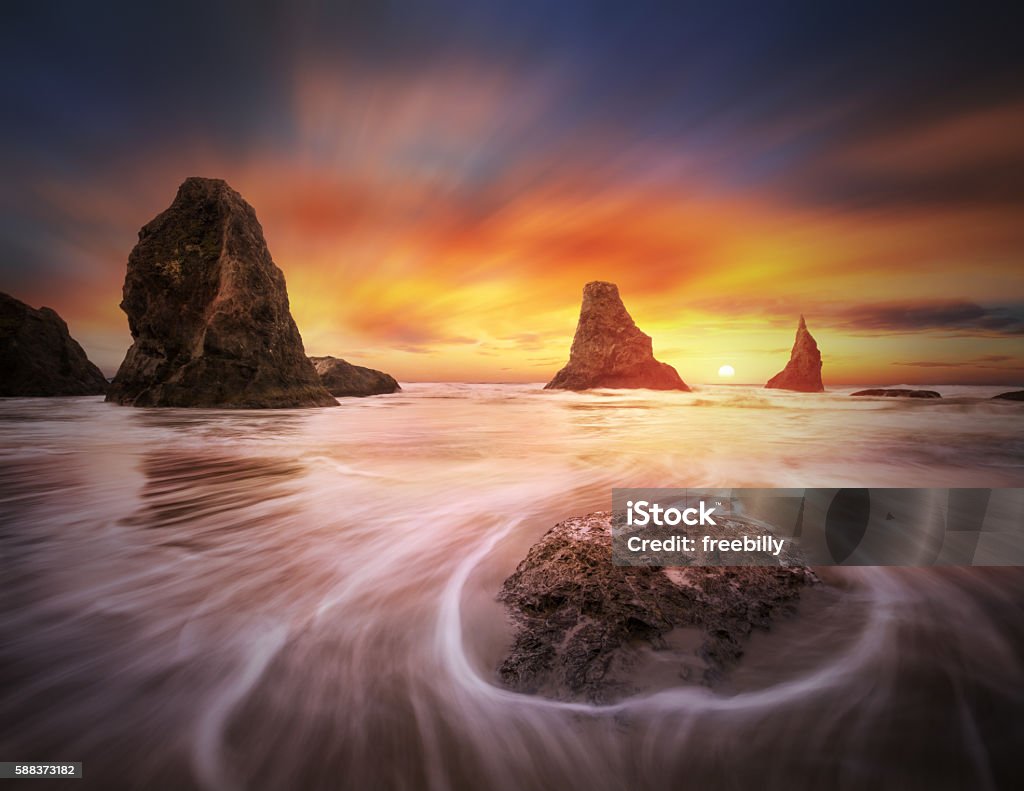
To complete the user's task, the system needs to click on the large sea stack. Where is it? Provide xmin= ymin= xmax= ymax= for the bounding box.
xmin=107 ymin=178 xmax=336 ymax=408
xmin=545 ymin=281 xmax=689 ymax=391
xmin=309 ymin=356 xmax=400 ymax=397
xmin=765 ymin=315 xmax=824 ymax=392
xmin=0 ymin=292 xmax=109 ymax=396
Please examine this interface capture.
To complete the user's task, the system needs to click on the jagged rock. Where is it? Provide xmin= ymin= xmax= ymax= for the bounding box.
xmin=993 ymin=390 xmax=1024 ymax=401
xmin=0 ymin=292 xmax=108 ymax=397
xmin=497 ymin=512 xmax=816 ymax=703
xmin=309 ymin=356 xmax=400 ymax=397
xmin=765 ymin=315 xmax=824 ymax=392
xmin=851 ymin=389 xmax=941 ymax=399
xmin=106 ymin=178 xmax=337 ymax=408
xmin=545 ymin=281 xmax=689 ymax=391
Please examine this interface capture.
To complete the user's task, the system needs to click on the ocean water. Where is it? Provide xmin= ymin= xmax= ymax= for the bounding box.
xmin=1 ymin=384 xmax=1023 ymax=790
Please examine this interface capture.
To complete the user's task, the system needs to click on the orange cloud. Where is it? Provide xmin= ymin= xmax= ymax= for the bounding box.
xmin=10 ymin=64 xmax=1023 ymax=386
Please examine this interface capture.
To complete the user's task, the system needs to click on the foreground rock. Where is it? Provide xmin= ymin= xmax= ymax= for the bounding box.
xmin=0 ymin=292 xmax=108 ymax=396
xmin=498 ymin=512 xmax=816 ymax=703
xmin=765 ymin=316 xmax=824 ymax=392
xmin=993 ymin=390 xmax=1024 ymax=401
xmin=545 ymin=282 xmax=689 ymax=391
xmin=309 ymin=356 xmax=400 ymax=397
xmin=107 ymin=178 xmax=337 ymax=408
xmin=851 ymin=388 xmax=941 ymax=399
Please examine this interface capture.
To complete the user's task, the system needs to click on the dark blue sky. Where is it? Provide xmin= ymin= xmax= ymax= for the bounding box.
xmin=4 ymin=1 xmax=1022 ymax=202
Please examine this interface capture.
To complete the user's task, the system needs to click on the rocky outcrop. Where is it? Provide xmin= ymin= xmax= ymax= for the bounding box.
xmin=545 ymin=282 xmax=689 ymax=391
xmin=0 ymin=292 xmax=108 ymax=396
xmin=106 ymin=178 xmax=337 ymax=408
xmin=993 ymin=390 xmax=1024 ymax=401
xmin=851 ymin=389 xmax=941 ymax=399
xmin=497 ymin=512 xmax=816 ymax=703
xmin=309 ymin=356 xmax=400 ymax=397
xmin=765 ymin=315 xmax=824 ymax=392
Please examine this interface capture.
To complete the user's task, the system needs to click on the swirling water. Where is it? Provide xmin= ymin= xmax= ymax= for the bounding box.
xmin=1 ymin=384 xmax=1023 ymax=790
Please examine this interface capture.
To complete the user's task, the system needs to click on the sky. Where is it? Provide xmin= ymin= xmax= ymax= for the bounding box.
xmin=1 ymin=0 xmax=1023 ymax=385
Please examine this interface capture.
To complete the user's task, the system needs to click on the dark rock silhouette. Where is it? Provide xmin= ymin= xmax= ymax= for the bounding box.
xmin=0 ymin=292 xmax=108 ymax=396
xmin=765 ymin=315 xmax=824 ymax=392
xmin=309 ymin=356 xmax=400 ymax=397
xmin=545 ymin=281 xmax=689 ymax=391
xmin=993 ymin=390 xmax=1024 ymax=401
xmin=498 ymin=512 xmax=815 ymax=703
xmin=107 ymin=178 xmax=337 ymax=408
xmin=851 ymin=389 xmax=941 ymax=399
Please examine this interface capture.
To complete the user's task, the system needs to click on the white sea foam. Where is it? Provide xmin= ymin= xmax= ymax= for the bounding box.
xmin=1 ymin=384 xmax=1022 ymax=789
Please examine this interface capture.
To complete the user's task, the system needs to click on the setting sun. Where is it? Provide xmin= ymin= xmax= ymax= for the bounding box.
xmin=718 ymin=364 xmax=736 ymax=378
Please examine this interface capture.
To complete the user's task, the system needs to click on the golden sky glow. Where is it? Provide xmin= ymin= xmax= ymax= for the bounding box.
xmin=4 ymin=51 xmax=1023 ymax=385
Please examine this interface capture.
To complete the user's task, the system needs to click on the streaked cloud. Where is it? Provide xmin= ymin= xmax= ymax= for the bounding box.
xmin=832 ymin=302 xmax=1024 ymax=336
xmin=1 ymin=2 xmax=1023 ymax=384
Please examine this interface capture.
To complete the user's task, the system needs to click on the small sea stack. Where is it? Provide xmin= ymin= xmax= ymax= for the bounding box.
xmin=851 ymin=389 xmax=941 ymax=399
xmin=992 ymin=390 xmax=1024 ymax=401
xmin=106 ymin=177 xmax=337 ymax=408
xmin=765 ymin=315 xmax=824 ymax=392
xmin=0 ymin=291 xmax=108 ymax=396
xmin=545 ymin=281 xmax=689 ymax=391
xmin=309 ymin=356 xmax=400 ymax=397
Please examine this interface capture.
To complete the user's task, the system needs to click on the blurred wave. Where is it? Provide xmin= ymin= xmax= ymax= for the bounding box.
xmin=1 ymin=384 xmax=1023 ymax=789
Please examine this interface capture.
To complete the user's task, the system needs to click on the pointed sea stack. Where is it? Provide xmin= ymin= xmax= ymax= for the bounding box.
xmin=106 ymin=177 xmax=337 ymax=408
xmin=765 ymin=315 xmax=824 ymax=392
xmin=309 ymin=356 xmax=400 ymax=397
xmin=545 ymin=281 xmax=689 ymax=391
xmin=0 ymin=291 xmax=108 ymax=396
